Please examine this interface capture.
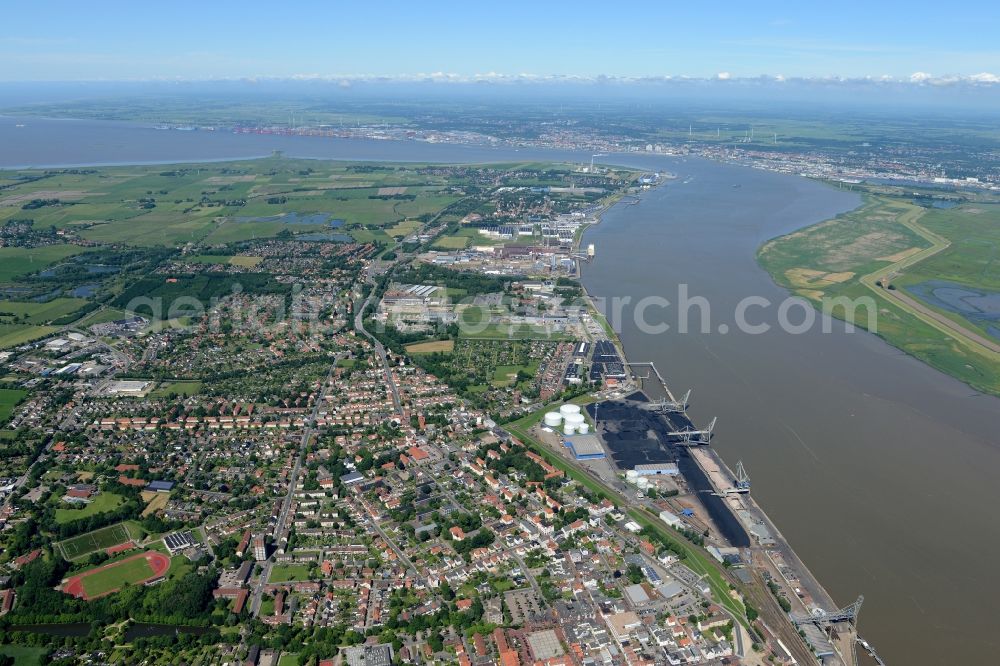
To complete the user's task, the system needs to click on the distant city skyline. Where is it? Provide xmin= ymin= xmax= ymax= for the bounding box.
xmin=1 ymin=1 xmax=998 ymax=83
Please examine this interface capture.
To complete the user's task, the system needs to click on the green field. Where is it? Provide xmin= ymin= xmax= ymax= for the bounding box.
xmin=386 ymin=219 xmax=422 ymax=238
xmin=56 ymin=521 xmax=137 ymax=560
xmin=759 ymin=194 xmax=1000 ymax=396
xmin=55 ymin=491 xmax=126 ymax=525
xmin=0 ymin=388 xmax=28 ymax=423
xmin=0 ymin=298 xmax=89 ymax=325
xmin=81 ymin=555 xmax=157 ymax=598
xmin=432 ymin=234 xmax=470 ymax=250
xmin=0 ymin=324 xmax=60 ymax=349
xmin=492 ymin=362 xmax=540 ymax=387
xmin=0 ymin=645 xmax=47 ymax=666
xmin=268 ymin=563 xmax=312 ymax=583
xmin=149 ymin=380 xmax=202 ymax=397
xmin=0 ymin=245 xmax=86 ymax=282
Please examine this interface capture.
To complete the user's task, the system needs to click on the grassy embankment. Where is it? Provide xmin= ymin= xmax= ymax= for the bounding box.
xmin=758 ymin=194 xmax=1000 ymax=396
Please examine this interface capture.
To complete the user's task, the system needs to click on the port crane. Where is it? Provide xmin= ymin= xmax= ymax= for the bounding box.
xmin=706 ymin=460 xmax=751 ymax=496
xmin=639 ymin=389 xmax=691 ymax=415
xmin=667 ymin=417 xmax=716 ymax=445
xmin=793 ymin=595 xmax=863 ymax=626
xmin=733 ymin=460 xmax=750 ymax=492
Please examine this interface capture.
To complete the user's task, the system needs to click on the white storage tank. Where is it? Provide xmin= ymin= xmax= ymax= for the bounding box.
xmin=543 ymin=412 xmax=563 ymax=427
xmin=565 ymin=413 xmax=585 ymax=426
xmin=625 ymin=469 xmax=639 ymax=481
xmin=563 ymin=424 xmax=577 ymax=436
xmin=559 ymin=404 xmax=581 ymax=418
xmin=577 ymin=423 xmax=590 ymax=434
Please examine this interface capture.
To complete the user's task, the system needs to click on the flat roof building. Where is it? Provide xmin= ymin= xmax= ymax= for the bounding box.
xmin=633 ymin=463 xmax=679 ymax=476
xmin=343 ymin=643 xmax=393 ymax=666
xmin=564 ymin=434 xmax=605 ymax=460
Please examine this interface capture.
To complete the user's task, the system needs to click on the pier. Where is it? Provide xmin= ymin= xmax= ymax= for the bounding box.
xmin=611 ymin=360 xmax=870 ymax=666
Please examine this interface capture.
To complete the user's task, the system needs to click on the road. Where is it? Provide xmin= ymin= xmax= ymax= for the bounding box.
xmin=354 ymin=284 xmax=403 ymax=418
xmin=860 ymin=197 xmax=1000 ymax=357
xmin=249 ymin=352 xmax=342 ymax=617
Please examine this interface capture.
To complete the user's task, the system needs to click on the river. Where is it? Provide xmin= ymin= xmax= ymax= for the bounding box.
xmin=2 ymin=116 xmax=998 ymax=664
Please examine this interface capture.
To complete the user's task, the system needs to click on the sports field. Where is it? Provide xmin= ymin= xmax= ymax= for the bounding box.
xmin=63 ymin=550 xmax=170 ymax=600
xmin=56 ymin=521 xmax=136 ymax=560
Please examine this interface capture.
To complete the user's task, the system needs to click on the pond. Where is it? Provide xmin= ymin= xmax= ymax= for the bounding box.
xmin=235 ymin=212 xmax=345 ymax=226
xmin=905 ymin=279 xmax=1000 ymax=340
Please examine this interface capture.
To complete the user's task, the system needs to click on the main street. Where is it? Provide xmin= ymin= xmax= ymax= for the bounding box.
xmin=249 ymin=352 xmax=343 ymax=618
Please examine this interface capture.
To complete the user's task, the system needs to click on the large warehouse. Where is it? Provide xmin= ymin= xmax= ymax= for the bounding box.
xmin=564 ymin=434 xmax=606 ymax=460
xmin=633 ymin=463 xmax=680 ymax=476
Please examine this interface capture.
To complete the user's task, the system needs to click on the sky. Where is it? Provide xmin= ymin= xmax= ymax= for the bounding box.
xmin=1 ymin=1 xmax=998 ymax=83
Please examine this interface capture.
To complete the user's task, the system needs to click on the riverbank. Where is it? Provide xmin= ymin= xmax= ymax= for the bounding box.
xmin=758 ymin=191 xmax=1000 ymax=397
xmin=558 ymin=179 xmax=856 ymax=662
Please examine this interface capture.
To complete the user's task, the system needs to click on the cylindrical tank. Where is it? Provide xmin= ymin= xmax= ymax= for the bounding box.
xmin=577 ymin=423 xmax=590 ymax=434
xmin=625 ymin=470 xmax=639 ymax=481
xmin=543 ymin=412 xmax=563 ymax=427
xmin=563 ymin=424 xmax=577 ymax=436
xmin=565 ymin=413 xmax=585 ymax=426
xmin=559 ymin=404 xmax=581 ymax=418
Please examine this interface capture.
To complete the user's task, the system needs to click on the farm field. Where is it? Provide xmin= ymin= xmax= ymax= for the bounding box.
xmin=404 ymin=339 xmax=454 ymax=354
xmin=0 ymin=245 xmax=87 ymax=282
xmin=183 ymin=254 xmax=264 ymax=268
xmin=0 ymin=159 xmax=464 ymax=256
xmin=141 ymin=492 xmax=170 ymax=517
xmin=431 ymin=234 xmax=470 ymax=249
xmin=0 ymin=388 xmax=28 ymax=423
xmin=55 ymin=491 xmax=126 ymax=525
xmin=0 ymin=297 xmax=89 ymax=324
xmin=56 ymin=521 xmax=138 ymax=560
xmin=0 ymin=323 xmax=60 ymax=349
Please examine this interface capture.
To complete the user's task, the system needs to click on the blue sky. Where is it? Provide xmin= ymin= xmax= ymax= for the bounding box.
xmin=1 ymin=1 xmax=998 ymax=82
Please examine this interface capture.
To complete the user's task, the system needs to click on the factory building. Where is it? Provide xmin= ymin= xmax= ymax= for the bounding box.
xmin=564 ymin=434 xmax=606 ymax=460
xmin=632 ymin=463 xmax=680 ymax=476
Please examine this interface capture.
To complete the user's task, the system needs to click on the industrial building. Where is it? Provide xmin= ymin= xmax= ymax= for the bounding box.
xmin=659 ymin=510 xmax=683 ymax=529
xmin=564 ymin=434 xmax=606 ymax=460
xmin=632 ymin=463 xmax=680 ymax=476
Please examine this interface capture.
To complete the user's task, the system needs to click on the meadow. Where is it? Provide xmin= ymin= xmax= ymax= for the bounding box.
xmin=759 ymin=192 xmax=1000 ymax=396
xmin=0 ymin=387 xmax=28 ymax=423
xmin=55 ymin=491 xmax=126 ymax=525
xmin=0 ymin=245 xmax=86 ymax=282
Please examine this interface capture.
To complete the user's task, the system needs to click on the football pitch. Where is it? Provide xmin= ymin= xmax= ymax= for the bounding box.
xmin=64 ymin=551 xmax=170 ymax=600
xmin=56 ymin=522 xmax=134 ymax=560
